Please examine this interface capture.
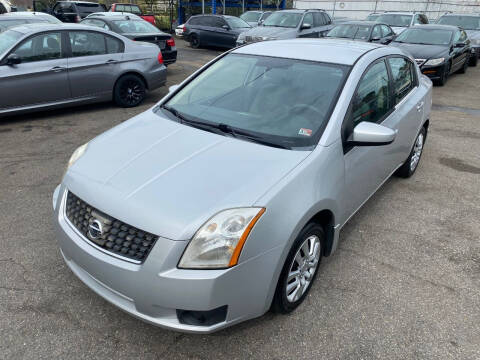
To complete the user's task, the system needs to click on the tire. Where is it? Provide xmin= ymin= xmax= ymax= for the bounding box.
xmin=437 ymin=63 xmax=450 ymax=86
xmin=458 ymin=55 xmax=469 ymax=74
xmin=190 ymin=33 xmax=200 ymax=49
xmin=271 ymin=223 xmax=324 ymax=314
xmin=114 ymin=74 xmax=146 ymax=108
xmin=469 ymin=54 xmax=478 ymax=67
xmin=396 ymin=126 xmax=427 ymax=178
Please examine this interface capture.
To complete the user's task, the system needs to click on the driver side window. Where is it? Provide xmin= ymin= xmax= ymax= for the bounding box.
xmin=14 ymin=32 xmax=62 ymax=63
xmin=302 ymin=13 xmax=313 ymax=27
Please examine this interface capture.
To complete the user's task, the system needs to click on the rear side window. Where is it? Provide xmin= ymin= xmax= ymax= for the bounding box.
xmin=388 ymin=57 xmax=415 ymax=104
xmin=106 ymin=35 xmax=123 ymax=53
xmin=351 ymin=60 xmax=391 ymax=125
xmin=14 ymin=32 xmax=63 ymax=63
xmin=69 ymin=31 xmax=106 ymax=56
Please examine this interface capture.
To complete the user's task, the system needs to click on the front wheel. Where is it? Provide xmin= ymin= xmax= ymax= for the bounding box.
xmin=114 ymin=74 xmax=146 ymax=108
xmin=469 ymin=54 xmax=478 ymax=67
xmin=437 ymin=63 xmax=450 ymax=86
xmin=271 ymin=223 xmax=324 ymax=313
xmin=396 ymin=127 xmax=426 ymax=178
xmin=190 ymin=33 xmax=200 ymax=49
xmin=458 ymin=56 xmax=469 ymax=74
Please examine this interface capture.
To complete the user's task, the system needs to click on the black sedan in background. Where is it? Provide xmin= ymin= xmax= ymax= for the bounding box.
xmin=390 ymin=25 xmax=471 ymax=86
xmin=184 ymin=14 xmax=251 ymax=49
xmin=326 ymin=21 xmax=396 ymax=44
xmin=81 ymin=12 xmax=177 ymax=65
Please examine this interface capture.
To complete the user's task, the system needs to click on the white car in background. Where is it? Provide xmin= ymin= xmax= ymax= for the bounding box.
xmin=175 ymin=23 xmax=185 ymax=37
xmin=0 ymin=0 xmax=12 ymax=13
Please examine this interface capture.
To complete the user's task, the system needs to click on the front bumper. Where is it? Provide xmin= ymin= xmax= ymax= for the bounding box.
xmin=53 ymin=186 xmax=279 ymax=333
xmin=472 ymin=45 xmax=480 ymax=58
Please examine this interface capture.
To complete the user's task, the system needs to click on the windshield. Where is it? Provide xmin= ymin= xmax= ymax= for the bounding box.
xmin=159 ymin=54 xmax=349 ymax=149
xmin=113 ymin=19 xmax=159 ymax=33
xmin=327 ymin=24 xmax=372 ymax=40
xmin=437 ymin=15 xmax=480 ymax=30
xmin=0 ymin=29 xmax=22 ymax=54
xmin=366 ymin=14 xmax=380 ymax=21
xmin=376 ymin=14 xmax=412 ymax=27
xmin=395 ymin=28 xmax=452 ymax=45
xmin=263 ymin=12 xmax=302 ymax=28
xmin=240 ymin=11 xmax=261 ymax=22
xmin=226 ymin=17 xmax=251 ymax=29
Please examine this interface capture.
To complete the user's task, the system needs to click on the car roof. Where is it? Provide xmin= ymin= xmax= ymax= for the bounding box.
xmin=439 ymin=13 xmax=480 ymax=17
xmin=410 ymin=24 xmax=458 ymax=31
xmin=86 ymin=12 xmax=142 ymax=19
xmin=341 ymin=21 xmax=385 ymax=26
xmin=58 ymin=1 xmax=101 ymax=3
xmin=233 ymin=38 xmax=383 ymax=65
xmin=381 ymin=12 xmax=417 ymax=16
xmin=5 ymin=22 xmax=108 ymax=34
xmin=0 ymin=12 xmax=53 ymax=18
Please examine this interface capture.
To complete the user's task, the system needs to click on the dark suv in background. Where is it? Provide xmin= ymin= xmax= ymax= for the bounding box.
xmin=33 ymin=0 xmax=106 ymax=23
xmin=236 ymin=9 xmax=334 ymax=46
xmin=184 ymin=14 xmax=251 ymax=49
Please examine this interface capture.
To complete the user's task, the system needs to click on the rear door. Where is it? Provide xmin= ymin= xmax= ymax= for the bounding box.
xmin=66 ymin=30 xmax=124 ymax=99
xmin=201 ymin=16 xmax=226 ymax=46
xmin=451 ymin=30 xmax=469 ymax=71
xmin=0 ymin=31 xmax=70 ymax=110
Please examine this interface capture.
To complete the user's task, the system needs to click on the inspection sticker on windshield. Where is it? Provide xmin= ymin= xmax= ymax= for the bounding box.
xmin=298 ymin=128 xmax=312 ymax=137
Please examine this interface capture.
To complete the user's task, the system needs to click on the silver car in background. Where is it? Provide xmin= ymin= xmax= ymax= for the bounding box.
xmin=53 ymin=39 xmax=432 ymax=333
xmin=0 ymin=11 xmax=61 ymax=31
xmin=0 ymin=23 xmax=166 ymax=117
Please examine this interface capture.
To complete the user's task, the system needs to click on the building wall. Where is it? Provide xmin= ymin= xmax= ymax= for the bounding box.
xmin=293 ymin=0 xmax=480 ymax=20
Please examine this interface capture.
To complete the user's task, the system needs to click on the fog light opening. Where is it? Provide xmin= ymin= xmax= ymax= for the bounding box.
xmin=176 ymin=305 xmax=228 ymax=326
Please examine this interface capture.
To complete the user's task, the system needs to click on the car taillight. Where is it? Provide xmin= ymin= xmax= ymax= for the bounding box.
xmin=153 ymin=18 xmax=156 ymax=24
xmin=158 ymin=52 xmax=163 ymax=64
xmin=181 ymin=25 xmax=186 ymax=33
xmin=166 ymin=38 xmax=175 ymax=47
xmin=75 ymin=15 xmax=81 ymax=23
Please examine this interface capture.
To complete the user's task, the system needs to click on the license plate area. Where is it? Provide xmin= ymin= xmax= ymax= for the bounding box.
xmin=158 ymin=40 xmax=166 ymax=50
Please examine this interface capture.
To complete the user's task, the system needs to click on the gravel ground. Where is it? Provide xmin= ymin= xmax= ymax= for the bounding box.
xmin=0 ymin=39 xmax=479 ymax=360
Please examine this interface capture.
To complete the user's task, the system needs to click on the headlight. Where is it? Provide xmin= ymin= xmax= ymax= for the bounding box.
xmin=471 ymin=38 xmax=480 ymax=46
xmin=66 ymin=143 xmax=88 ymax=172
xmin=178 ymin=208 xmax=265 ymax=269
xmin=425 ymin=57 xmax=445 ymax=66
xmin=262 ymin=36 xmax=277 ymax=41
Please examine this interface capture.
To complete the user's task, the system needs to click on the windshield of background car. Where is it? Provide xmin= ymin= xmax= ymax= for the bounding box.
xmin=0 ymin=29 xmax=22 ymax=53
xmin=240 ymin=12 xmax=261 ymax=22
xmin=396 ymin=28 xmax=453 ymax=45
xmin=226 ymin=17 xmax=251 ymax=28
xmin=437 ymin=15 xmax=480 ymax=30
xmin=160 ymin=54 xmax=349 ymax=149
xmin=327 ymin=24 xmax=371 ymax=40
xmin=376 ymin=14 xmax=412 ymax=27
xmin=263 ymin=12 xmax=302 ymax=28
xmin=113 ymin=19 xmax=159 ymax=33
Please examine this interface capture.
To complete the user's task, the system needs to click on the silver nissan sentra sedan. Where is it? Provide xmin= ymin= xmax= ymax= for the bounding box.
xmin=53 ymin=39 xmax=432 ymax=333
xmin=0 ymin=23 xmax=166 ymax=117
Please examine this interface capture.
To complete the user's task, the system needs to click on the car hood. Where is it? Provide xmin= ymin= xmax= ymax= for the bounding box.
xmin=391 ymin=26 xmax=407 ymax=34
xmin=238 ymin=26 xmax=297 ymax=39
xmin=64 ymin=110 xmax=310 ymax=240
xmin=391 ymin=42 xmax=448 ymax=60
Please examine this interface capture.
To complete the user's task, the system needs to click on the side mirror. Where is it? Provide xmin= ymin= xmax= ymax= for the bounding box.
xmin=300 ymin=23 xmax=311 ymax=30
xmin=258 ymin=19 xmax=264 ymax=25
xmin=222 ymin=25 xmax=230 ymax=30
xmin=169 ymin=84 xmax=180 ymax=93
xmin=348 ymin=122 xmax=397 ymax=146
xmin=6 ymin=54 xmax=21 ymax=66
xmin=371 ymin=36 xmax=381 ymax=42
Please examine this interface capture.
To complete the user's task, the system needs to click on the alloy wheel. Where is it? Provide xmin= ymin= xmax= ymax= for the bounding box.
xmin=285 ymin=235 xmax=321 ymax=303
xmin=410 ymin=132 xmax=424 ymax=172
xmin=119 ymin=80 xmax=144 ymax=106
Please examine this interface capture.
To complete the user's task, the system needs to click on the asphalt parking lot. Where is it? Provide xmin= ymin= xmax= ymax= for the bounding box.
xmin=1 ymin=39 xmax=479 ymax=359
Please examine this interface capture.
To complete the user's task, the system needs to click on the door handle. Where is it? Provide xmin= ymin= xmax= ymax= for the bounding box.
xmin=105 ymin=59 xmax=117 ymax=64
xmin=416 ymin=101 xmax=424 ymax=111
xmin=50 ymin=66 xmax=66 ymax=72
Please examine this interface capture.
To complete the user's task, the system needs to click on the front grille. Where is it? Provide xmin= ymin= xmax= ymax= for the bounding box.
xmin=65 ymin=191 xmax=158 ymax=263
xmin=245 ymin=36 xmax=263 ymax=43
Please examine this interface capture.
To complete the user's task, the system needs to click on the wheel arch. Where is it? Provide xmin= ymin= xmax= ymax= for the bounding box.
xmin=114 ymin=71 xmax=149 ymax=94
xmin=307 ymin=209 xmax=336 ymax=256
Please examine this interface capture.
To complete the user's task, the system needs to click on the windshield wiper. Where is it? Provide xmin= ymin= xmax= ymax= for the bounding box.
xmin=161 ymin=106 xmax=290 ymax=149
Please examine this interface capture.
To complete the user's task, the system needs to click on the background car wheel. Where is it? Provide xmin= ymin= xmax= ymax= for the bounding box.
xmin=458 ymin=56 xmax=469 ymax=74
xmin=396 ymin=126 xmax=427 ymax=178
xmin=114 ymin=74 xmax=146 ymax=108
xmin=271 ymin=223 xmax=324 ymax=314
xmin=469 ymin=55 xmax=478 ymax=67
xmin=190 ymin=34 xmax=200 ymax=49
xmin=437 ymin=63 xmax=450 ymax=86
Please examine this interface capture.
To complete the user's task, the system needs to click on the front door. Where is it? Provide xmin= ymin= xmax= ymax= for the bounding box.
xmin=0 ymin=31 xmax=70 ymax=110
xmin=342 ymin=59 xmax=398 ymax=219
